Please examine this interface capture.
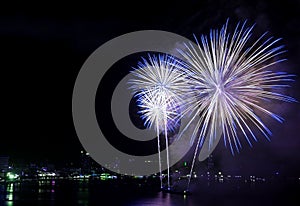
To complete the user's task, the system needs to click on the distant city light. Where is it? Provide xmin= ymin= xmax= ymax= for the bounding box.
xmin=38 ymin=172 xmax=56 ymax=177
xmin=100 ymin=173 xmax=117 ymax=180
xmin=6 ymin=172 xmax=19 ymax=180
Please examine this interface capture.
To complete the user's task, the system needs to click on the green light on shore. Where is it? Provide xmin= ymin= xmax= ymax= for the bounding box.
xmin=6 ymin=172 xmax=19 ymax=180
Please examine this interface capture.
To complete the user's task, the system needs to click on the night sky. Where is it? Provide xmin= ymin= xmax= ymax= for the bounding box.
xmin=1 ymin=0 xmax=300 ymax=176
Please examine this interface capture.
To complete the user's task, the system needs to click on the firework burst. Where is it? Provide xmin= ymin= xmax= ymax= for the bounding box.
xmin=128 ymin=54 xmax=189 ymax=189
xmin=137 ymin=90 xmax=180 ymax=132
xmin=129 ymin=54 xmax=189 ymax=106
xmin=176 ymin=20 xmax=296 ymax=189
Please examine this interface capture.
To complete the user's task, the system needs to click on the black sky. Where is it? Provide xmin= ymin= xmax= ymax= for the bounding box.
xmin=1 ymin=0 xmax=300 ymax=174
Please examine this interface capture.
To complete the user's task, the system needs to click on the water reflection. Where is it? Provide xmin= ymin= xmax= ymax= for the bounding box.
xmin=6 ymin=183 xmax=14 ymax=201
xmin=0 ymin=178 xmax=299 ymax=206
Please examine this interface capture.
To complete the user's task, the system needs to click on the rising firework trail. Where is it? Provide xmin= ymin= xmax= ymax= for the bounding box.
xmin=128 ymin=54 xmax=188 ymax=190
xmin=136 ymin=91 xmax=168 ymax=189
xmin=177 ymin=20 xmax=296 ymax=190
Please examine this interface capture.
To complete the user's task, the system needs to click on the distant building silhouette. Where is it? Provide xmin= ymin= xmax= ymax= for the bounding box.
xmin=80 ymin=151 xmax=91 ymax=174
xmin=0 ymin=155 xmax=9 ymax=178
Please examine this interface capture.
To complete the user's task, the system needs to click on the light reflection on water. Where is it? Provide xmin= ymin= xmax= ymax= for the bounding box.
xmin=0 ymin=180 xmax=192 ymax=206
xmin=127 ymin=192 xmax=191 ymax=206
xmin=0 ymin=179 xmax=299 ymax=206
xmin=6 ymin=183 xmax=14 ymax=201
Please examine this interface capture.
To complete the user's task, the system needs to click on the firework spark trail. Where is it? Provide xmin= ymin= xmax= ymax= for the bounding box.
xmin=156 ymin=117 xmax=163 ymax=189
xmin=137 ymin=91 xmax=177 ymax=188
xmin=176 ymin=20 xmax=296 ymax=190
xmin=129 ymin=54 xmax=189 ymax=189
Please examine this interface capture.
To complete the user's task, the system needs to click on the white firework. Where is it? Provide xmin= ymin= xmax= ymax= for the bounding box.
xmin=129 ymin=54 xmax=189 ymax=189
xmin=129 ymin=54 xmax=189 ymax=106
xmin=137 ymin=90 xmax=179 ymax=131
xmin=177 ymin=20 xmax=296 ymax=189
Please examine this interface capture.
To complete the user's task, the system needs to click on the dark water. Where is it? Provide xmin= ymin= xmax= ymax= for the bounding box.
xmin=0 ymin=178 xmax=299 ymax=206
